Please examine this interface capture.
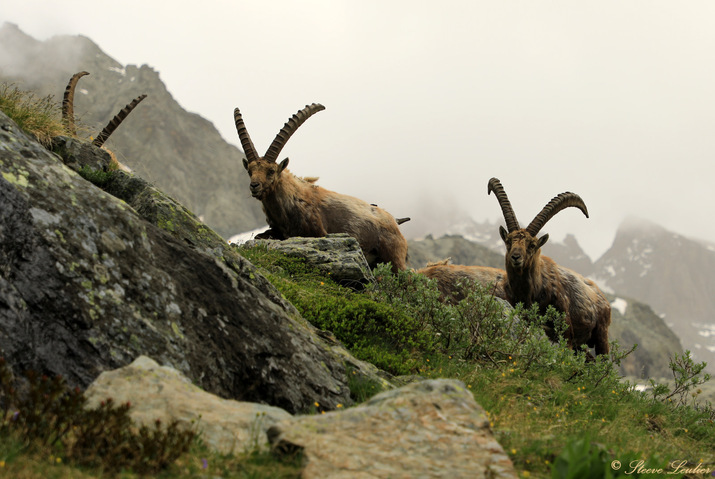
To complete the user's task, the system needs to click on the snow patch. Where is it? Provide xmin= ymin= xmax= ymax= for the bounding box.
xmin=228 ymin=226 xmax=270 ymax=244
xmin=611 ymin=297 xmax=628 ymax=316
xmin=108 ymin=66 xmax=126 ymax=76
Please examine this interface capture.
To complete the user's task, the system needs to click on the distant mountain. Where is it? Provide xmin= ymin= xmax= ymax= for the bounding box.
xmin=593 ymin=217 xmax=715 ymax=371
xmin=0 ymin=22 xmax=265 ymax=238
xmin=407 ymin=234 xmax=503 ymax=270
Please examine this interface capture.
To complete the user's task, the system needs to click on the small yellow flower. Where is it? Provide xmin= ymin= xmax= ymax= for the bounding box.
xmin=511 ymin=448 xmax=517 ymax=455
xmin=545 ymin=460 xmax=550 ymax=465
xmin=522 ymin=471 xmax=531 ymax=478
xmin=320 ymin=282 xmax=324 ymax=285
xmin=56 ymin=457 xmax=62 ymax=464
xmin=314 ymin=402 xmax=320 ymax=407
xmin=337 ymin=404 xmax=343 ymax=408
xmin=468 ymin=384 xmax=472 ymax=389
xmin=0 ymin=460 xmax=5 ymax=468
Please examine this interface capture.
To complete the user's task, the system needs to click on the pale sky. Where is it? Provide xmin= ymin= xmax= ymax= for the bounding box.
xmin=4 ymin=1 xmax=715 ymax=260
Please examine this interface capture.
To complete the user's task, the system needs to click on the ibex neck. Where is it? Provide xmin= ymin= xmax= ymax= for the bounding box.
xmin=506 ymin=263 xmax=543 ymax=304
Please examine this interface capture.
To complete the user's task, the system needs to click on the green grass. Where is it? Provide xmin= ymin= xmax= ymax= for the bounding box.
xmin=237 ymin=244 xmax=715 ymax=478
xmin=0 ymin=239 xmax=713 ymax=477
xmin=0 ymin=83 xmax=65 ymax=146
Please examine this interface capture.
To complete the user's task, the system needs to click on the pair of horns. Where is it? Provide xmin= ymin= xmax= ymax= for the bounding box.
xmin=234 ymin=103 xmax=325 ymax=164
xmin=62 ymin=71 xmax=147 ymax=147
xmin=488 ymin=177 xmax=589 ymax=236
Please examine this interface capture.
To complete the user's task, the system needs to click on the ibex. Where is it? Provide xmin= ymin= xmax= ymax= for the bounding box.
xmin=488 ymin=177 xmax=611 ymax=356
xmin=417 ymin=258 xmax=508 ymax=303
xmin=62 ymin=71 xmax=147 ymax=147
xmin=234 ymin=103 xmax=409 ymax=272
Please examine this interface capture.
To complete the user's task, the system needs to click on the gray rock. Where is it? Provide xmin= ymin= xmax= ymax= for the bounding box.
xmin=268 ymin=379 xmax=518 ymax=479
xmin=0 ymin=111 xmax=352 ymax=413
xmin=85 ymin=356 xmax=292 ymax=454
xmin=245 ymin=234 xmax=374 ymax=289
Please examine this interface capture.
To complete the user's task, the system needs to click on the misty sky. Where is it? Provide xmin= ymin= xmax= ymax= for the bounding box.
xmin=4 ymin=1 xmax=715 ymax=260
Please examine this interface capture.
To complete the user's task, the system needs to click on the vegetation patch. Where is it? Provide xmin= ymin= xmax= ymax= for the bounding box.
xmin=0 ymin=83 xmax=65 ymax=146
xmin=238 ymin=246 xmax=715 ymax=478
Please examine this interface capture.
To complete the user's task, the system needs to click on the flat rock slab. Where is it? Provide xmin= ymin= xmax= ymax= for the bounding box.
xmin=85 ymin=356 xmax=292 ymax=454
xmin=268 ymin=379 xmax=517 ymax=479
xmin=245 ymin=234 xmax=374 ymax=288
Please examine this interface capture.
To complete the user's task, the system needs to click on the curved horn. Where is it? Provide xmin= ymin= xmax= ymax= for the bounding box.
xmin=525 ymin=192 xmax=589 ymax=237
xmin=62 ymin=71 xmax=90 ymax=136
xmin=487 ymin=177 xmax=520 ymax=233
xmin=263 ymin=103 xmax=325 ymax=163
xmin=234 ymin=107 xmax=259 ymax=164
xmin=92 ymin=94 xmax=147 ymax=147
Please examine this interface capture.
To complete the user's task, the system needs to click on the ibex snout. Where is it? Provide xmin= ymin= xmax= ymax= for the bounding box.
xmin=249 ymin=182 xmax=262 ymax=198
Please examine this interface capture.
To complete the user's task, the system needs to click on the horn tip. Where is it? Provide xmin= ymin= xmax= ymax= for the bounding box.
xmin=487 ymin=177 xmax=500 ymax=194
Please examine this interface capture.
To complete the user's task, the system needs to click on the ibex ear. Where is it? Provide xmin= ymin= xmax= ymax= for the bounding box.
xmin=537 ymin=234 xmax=549 ymax=249
xmin=242 ymin=158 xmax=249 ymax=170
xmin=499 ymin=226 xmax=508 ymax=243
xmin=279 ymin=158 xmax=289 ymax=173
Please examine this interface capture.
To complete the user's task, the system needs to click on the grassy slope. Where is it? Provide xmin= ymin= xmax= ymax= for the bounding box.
xmin=2 ymin=84 xmax=714 ymax=478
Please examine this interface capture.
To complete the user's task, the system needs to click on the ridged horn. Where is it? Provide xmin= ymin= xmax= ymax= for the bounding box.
xmin=525 ymin=192 xmax=589 ymax=237
xmin=263 ymin=103 xmax=325 ymax=163
xmin=487 ymin=178 xmax=520 ymax=233
xmin=396 ymin=217 xmax=411 ymax=225
xmin=92 ymin=94 xmax=147 ymax=147
xmin=234 ymin=107 xmax=259 ymax=164
xmin=62 ymin=71 xmax=89 ymax=136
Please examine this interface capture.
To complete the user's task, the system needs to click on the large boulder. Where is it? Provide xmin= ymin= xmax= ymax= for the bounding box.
xmin=244 ymin=235 xmax=375 ymax=288
xmin=84 ymin=356 xmax=292 ymax=454
xmin=268 ymin=379 xmax=518 ymax=479
xmin=0 ymin=111 xmax=353 ymax=413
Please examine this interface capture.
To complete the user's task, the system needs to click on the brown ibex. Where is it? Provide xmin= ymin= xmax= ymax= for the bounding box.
xmin=234 ymin=103 xmax=409 ymax=272
xmin=417 ymin=258 xmax=508 ymax=303
xmin=62 ymin=71 xmax=147 ymax=147
xmin=488 ymin=177 xmax=611 ymax=356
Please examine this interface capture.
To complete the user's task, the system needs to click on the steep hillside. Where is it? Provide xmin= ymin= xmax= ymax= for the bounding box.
xmin=0 ymin=22 xmax=265 ymax=238
xmin=594 ymin=217 xmax=715 ymax=371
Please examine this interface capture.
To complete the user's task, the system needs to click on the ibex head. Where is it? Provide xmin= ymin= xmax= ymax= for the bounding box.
xmin=488 ymin=177 xmax=589 ymax=272
xmin=234 ymin=103 xmax=325 ymax=199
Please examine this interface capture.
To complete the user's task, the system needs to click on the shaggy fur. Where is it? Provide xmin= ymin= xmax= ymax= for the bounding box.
xmin=237 ymin=104 xmax=408 ymax=273
xmin=490 ymin=178 xmax=611 ymax=356
xmin=417 ymin=258 xmax=508 ymax=302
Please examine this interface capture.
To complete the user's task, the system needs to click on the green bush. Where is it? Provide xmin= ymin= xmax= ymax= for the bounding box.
xmin=0 ymin=358 xmax=195 ymax=475
xmin=237 ymin=246 xmax=433 ymax=374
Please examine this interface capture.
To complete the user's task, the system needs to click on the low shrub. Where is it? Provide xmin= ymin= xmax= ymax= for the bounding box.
xmin=0 ymin=358 xmax=195 ymax=475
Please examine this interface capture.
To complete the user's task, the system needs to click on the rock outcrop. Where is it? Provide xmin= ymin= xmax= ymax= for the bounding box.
xmin=0 ymin=111 xmax=356 ymax=413
xmin=85 ymin=356 xmax=292 ymax=454
xmin=244 ymin=235 xmax=375 ymax=288
xmin=268 ymin=379 xmax=518 ymax=479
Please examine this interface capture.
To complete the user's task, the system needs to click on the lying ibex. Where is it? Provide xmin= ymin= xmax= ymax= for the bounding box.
xmin=488 ymin=177 xmax=611 ymax=356
xmin=62 ymin=71 xmax=147 ymax=147
xmin=417 ymin=258 xmax=508 ymax=303
xmin=234 ymin=103 xmax=409 ymax=272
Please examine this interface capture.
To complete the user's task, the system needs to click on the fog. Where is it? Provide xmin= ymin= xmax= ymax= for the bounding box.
xmin=4 ymin=1 xmax=715 ymax=260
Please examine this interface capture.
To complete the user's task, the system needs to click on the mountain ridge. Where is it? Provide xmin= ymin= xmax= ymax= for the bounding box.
xmin=0 ymin=22 xmax=265 ymax=238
